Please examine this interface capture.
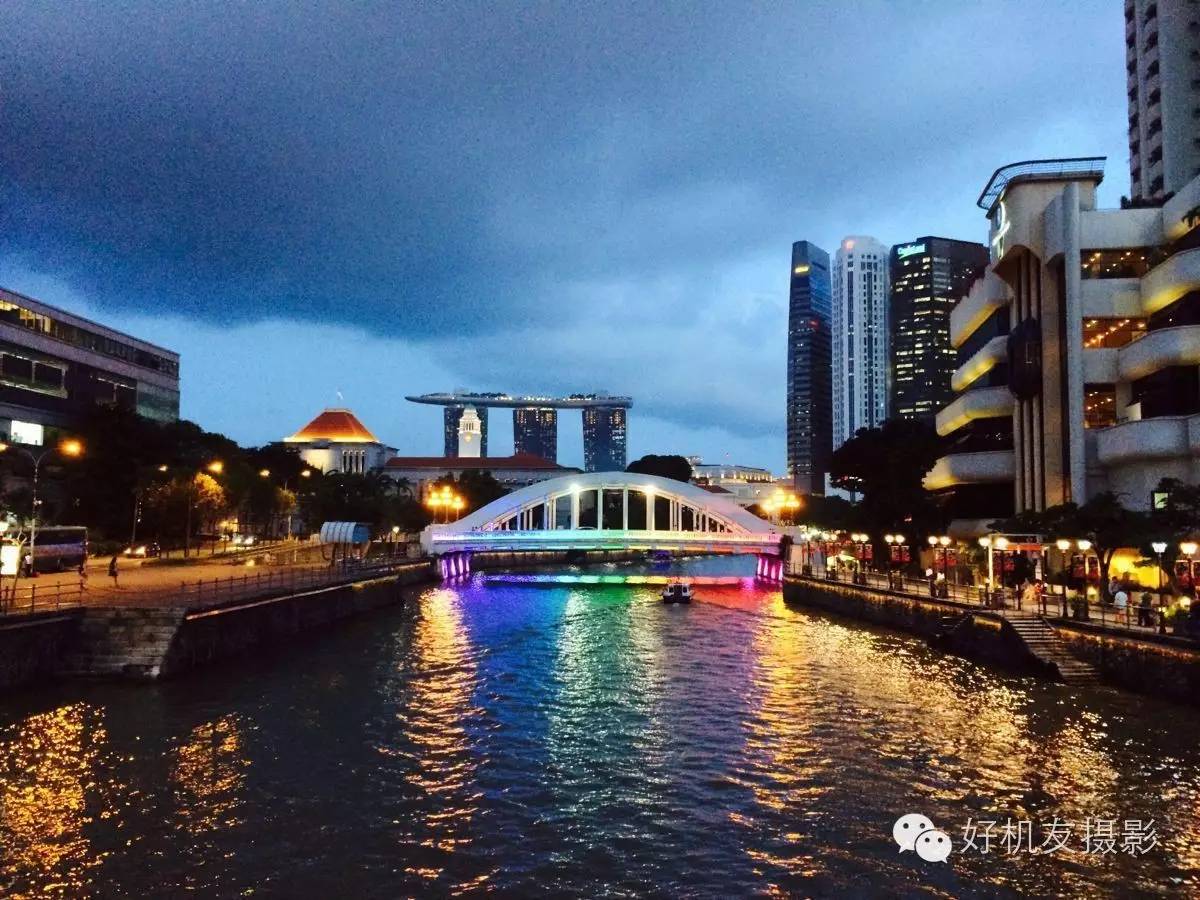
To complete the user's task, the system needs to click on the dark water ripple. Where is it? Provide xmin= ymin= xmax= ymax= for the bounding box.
xmin=2 ymin=557 xmax=1199 ymax=898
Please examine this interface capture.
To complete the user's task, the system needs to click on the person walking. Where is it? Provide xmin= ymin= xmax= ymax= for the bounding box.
xmin=1138 ymin=592 xmax=1153 ymax=627
xmin=108 ymin=554 xmax=120 ymax=589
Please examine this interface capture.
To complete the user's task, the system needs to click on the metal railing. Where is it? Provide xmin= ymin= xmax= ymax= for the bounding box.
xmin=791 ymin=563 xmax=1192 ymax=641
xmin=0 ymin=558 xmax=431 ymax=618
xmin=0 ymin=580 xmax=87 ymax=616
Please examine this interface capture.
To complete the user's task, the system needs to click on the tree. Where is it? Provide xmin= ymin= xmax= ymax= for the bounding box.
xmin=1140 ymin=477 xmax=1200 ymax=589
xmin=626 ymin=454 xmax=693 ymax=483
xmin=429 ymin=470 xmax=508 ymax=514
xmin=143 ymin=472 xmax=228 ymax=549
xmin=995 ymin=492 xmax=1147 ymax=600
xmin=830 ymin=419 xmax=946 ymax=552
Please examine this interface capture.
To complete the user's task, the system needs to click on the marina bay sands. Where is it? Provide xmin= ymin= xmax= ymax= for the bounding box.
xmin=405 ymin=390 xmax=632 ymax=471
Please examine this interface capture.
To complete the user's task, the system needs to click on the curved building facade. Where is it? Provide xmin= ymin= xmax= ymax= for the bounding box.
xmin=927 ymin=157 xmax=1200 ymax=534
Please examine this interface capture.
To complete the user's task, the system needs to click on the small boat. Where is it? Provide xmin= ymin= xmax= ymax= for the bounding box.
xmin=661 ymin=581 xmax=693 ymax=603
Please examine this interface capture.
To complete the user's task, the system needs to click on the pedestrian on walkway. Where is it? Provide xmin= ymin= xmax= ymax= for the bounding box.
xmin=1113 ymin=585 xmax=1129 ymax=621
xmin=108 ymin=554 xmax=120 ymax=589
xmin=78 ymin=560 xmax=88 ymax=592
xmin=1138 ymin=592 xmax=1153 ymax=627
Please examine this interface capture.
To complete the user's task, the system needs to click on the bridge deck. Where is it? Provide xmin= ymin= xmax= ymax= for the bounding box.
xmin=426 ymin=528 xmax=782 ymax=555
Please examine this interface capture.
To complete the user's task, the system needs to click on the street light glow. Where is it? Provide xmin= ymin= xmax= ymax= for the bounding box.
xmin=59 ymin=439 xmax=83 ymax=457
xmin=1182 ymin=541 xmax=1199 ymax=556
xmin=207 ymin=460 xmax=224 ymax=475
xmin=1152 ymin=541 xmax=1168 ymax=554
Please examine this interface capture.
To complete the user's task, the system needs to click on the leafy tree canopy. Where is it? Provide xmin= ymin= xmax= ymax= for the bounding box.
xmin=626 ymin=454 xmax=693 ymax=483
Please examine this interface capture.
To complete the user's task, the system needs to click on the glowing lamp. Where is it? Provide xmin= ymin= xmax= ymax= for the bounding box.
xmin=1056 ymin=539 xmax=1071 ymax=551
xmin=1152 ymin=541 xmax=1168 ymax=554
xmin=1076 ymin=539 xmax=1092 ymax=552
xmin=1182 ymin=542 xmax=1199 ymax=556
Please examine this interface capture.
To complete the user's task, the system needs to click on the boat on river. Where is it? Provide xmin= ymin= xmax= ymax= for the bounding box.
xmin=661 ymin=581 xmax=693 ymax=603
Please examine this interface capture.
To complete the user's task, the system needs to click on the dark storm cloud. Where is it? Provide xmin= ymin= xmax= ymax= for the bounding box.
xmin=0 ymin=1 xmax=1125 ymax=452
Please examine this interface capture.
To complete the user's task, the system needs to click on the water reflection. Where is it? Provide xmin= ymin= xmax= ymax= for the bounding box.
xmin=170 ymin=713 xmax=249 ymax=834
xmin=382 ymin=586 xmax=485 ymax=885
xmin=0 ymin=558 xmax=1199 ymax=896
xmin=0 ymin=702 xmax=112 ymax=896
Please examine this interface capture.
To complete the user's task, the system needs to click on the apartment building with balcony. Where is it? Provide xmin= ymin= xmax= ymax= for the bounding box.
xmin=925 ymin=157 xmax=1200 ymax=535
xmin=1125 ymin=0 xmax=1200 ymax=203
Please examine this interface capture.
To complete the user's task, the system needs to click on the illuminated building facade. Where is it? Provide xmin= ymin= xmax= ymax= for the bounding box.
xmin=889 ymin=237 xmax=989 ymax=423
xmin=785 ymin=240 xmax=833 ymax=493
xmin=583 ymin=405 xmax=627 ymax=472
xmin=926 ymin=157 xmax=1200 ymax=535
xmin=409 ymin=391 xmax=631 ymax=471
xmin=284 ymin=408 xmax=396 ymax=473
xmin=0 ymin=285 xmax=179 ymax=448
xmin=832 ymin=236 xmax=891 ymax=448
xmin=1126 ymin=0 xmax=1200 ymax=202
xmin=513 ymin=407 xmax=558 ymax=461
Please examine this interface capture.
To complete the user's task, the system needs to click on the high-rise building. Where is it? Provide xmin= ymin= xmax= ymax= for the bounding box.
xmin=443 ymin=404 xmax=488 ymax=457
xmin=457 ymin=406 xmax=482 ymax=458
xmin=889 ymin=237 xmax=989 ymax=423
xmin=1126 ymin=0 xmax=1200 ymax=203
xmin=513 ymin=406 xmax=558 ymax=461
xmin=831 ymin=236 xmax=891 ymax=448
xmin=583 ymin=406 xmax=626 ymax=472
xmin=926 ymin=156 xmax=1200 ymax=535
xmin=785 ymin=241 xmax=832 ymax=494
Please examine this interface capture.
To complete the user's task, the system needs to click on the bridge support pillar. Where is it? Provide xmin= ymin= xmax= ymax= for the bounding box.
xmin=438 ymin=551 xmax=473 ymax=580
xmin=756 ymin=553 xmax=783 ymax=583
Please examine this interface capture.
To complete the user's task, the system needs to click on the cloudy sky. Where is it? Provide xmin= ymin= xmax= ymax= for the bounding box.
xmin=0 ymin=1 xmax=1127 ymax=469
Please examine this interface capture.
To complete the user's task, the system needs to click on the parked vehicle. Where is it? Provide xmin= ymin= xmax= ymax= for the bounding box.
xmin=5 ymin=526 xmax=89 ymax=574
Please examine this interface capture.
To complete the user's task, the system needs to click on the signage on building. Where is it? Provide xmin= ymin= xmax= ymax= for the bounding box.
xmin=895 ymin=243 xmax=926 ymax=260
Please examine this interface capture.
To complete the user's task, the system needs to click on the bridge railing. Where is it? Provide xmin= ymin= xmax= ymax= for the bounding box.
xmin=427 ymin=528 xmax=782 ymax=551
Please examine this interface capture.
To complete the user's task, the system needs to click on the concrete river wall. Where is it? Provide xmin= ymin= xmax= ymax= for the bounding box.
xmin=783 ymin=574 xmax=1200 ymax=706
xmin=0 ymin=548 xmax=653 ymax=688
xmin=781 ymin=575 xmax=1048 ymax=676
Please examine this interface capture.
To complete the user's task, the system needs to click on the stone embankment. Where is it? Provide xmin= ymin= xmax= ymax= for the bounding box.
xmin=0 ymin=547 xmax=651 ymax=689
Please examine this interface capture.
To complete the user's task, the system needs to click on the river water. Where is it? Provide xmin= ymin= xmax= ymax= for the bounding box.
xmin=2 ymin=556 xmax=1200 ymax=898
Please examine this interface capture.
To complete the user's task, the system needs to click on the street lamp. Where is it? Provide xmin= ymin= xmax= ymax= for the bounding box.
xmin=0 ymin=438 xmax=84 ymax=576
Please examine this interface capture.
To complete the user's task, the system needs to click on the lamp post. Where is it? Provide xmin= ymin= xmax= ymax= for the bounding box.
xmin=885 ymin=534 xmax=899 ymax=588
xmin=0 ymin=438 xmax=84 ymax=577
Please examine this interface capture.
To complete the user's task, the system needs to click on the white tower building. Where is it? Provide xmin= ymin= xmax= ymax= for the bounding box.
xmin=831 ymin=235 xmax=891 ymax=448
xmin=457 ymin=405 xmax=482 ymax=458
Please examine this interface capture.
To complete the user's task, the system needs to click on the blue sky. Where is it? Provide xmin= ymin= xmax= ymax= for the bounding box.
xmin=0 ymin=1 xmax=1128 ymax=469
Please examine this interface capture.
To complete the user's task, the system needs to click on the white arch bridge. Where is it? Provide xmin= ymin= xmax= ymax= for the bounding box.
xmin=421 ymin=472 xmax=786 ymax=579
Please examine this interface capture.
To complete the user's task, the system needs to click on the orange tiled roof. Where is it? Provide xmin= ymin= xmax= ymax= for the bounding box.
xmin=285 ymin=408 xmax=379 ymax=443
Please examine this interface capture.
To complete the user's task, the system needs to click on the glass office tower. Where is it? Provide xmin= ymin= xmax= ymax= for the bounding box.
xmin=785 ymin=241 xmax=832 ymax=494
xmin=889 ymin=237 xmax=989 ymax=423
xmin=583 ymin=406 xmax=627 ymax=472
xmin=513 ymin=407 xmax=558 ymax=461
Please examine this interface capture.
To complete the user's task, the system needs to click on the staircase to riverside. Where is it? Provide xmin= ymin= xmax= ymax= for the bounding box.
xmin=1003 ymin=611 xmax=1101 ymax=685
xmin=61 ymin=608 xmax=187 ymax=679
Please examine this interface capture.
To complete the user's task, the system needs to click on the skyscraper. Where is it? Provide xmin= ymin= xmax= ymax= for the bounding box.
xmin=513 ymin=406 xmax=558 ymax=461
xmin=1126 ymin=0 xmax=1200 ymax=202
xmin=583 ymin=406 xmax=626 ymax=472
xmin=831 ymin=236 xmax=891 ymax=448
xmin=785 ymin=241 xmax=832 ymax=494
xmin=443 ymin=404 xmax=488 ymax=457
xmin=889 ymin=237 xmax=989 ymax=423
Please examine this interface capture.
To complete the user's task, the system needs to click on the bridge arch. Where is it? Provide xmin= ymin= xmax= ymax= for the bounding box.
xmin=421 ymin=472 xmax=783 ymax=556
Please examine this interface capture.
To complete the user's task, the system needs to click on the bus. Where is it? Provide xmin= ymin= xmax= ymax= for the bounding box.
xmin=1 ymin=526 xmax=89 ymax=574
